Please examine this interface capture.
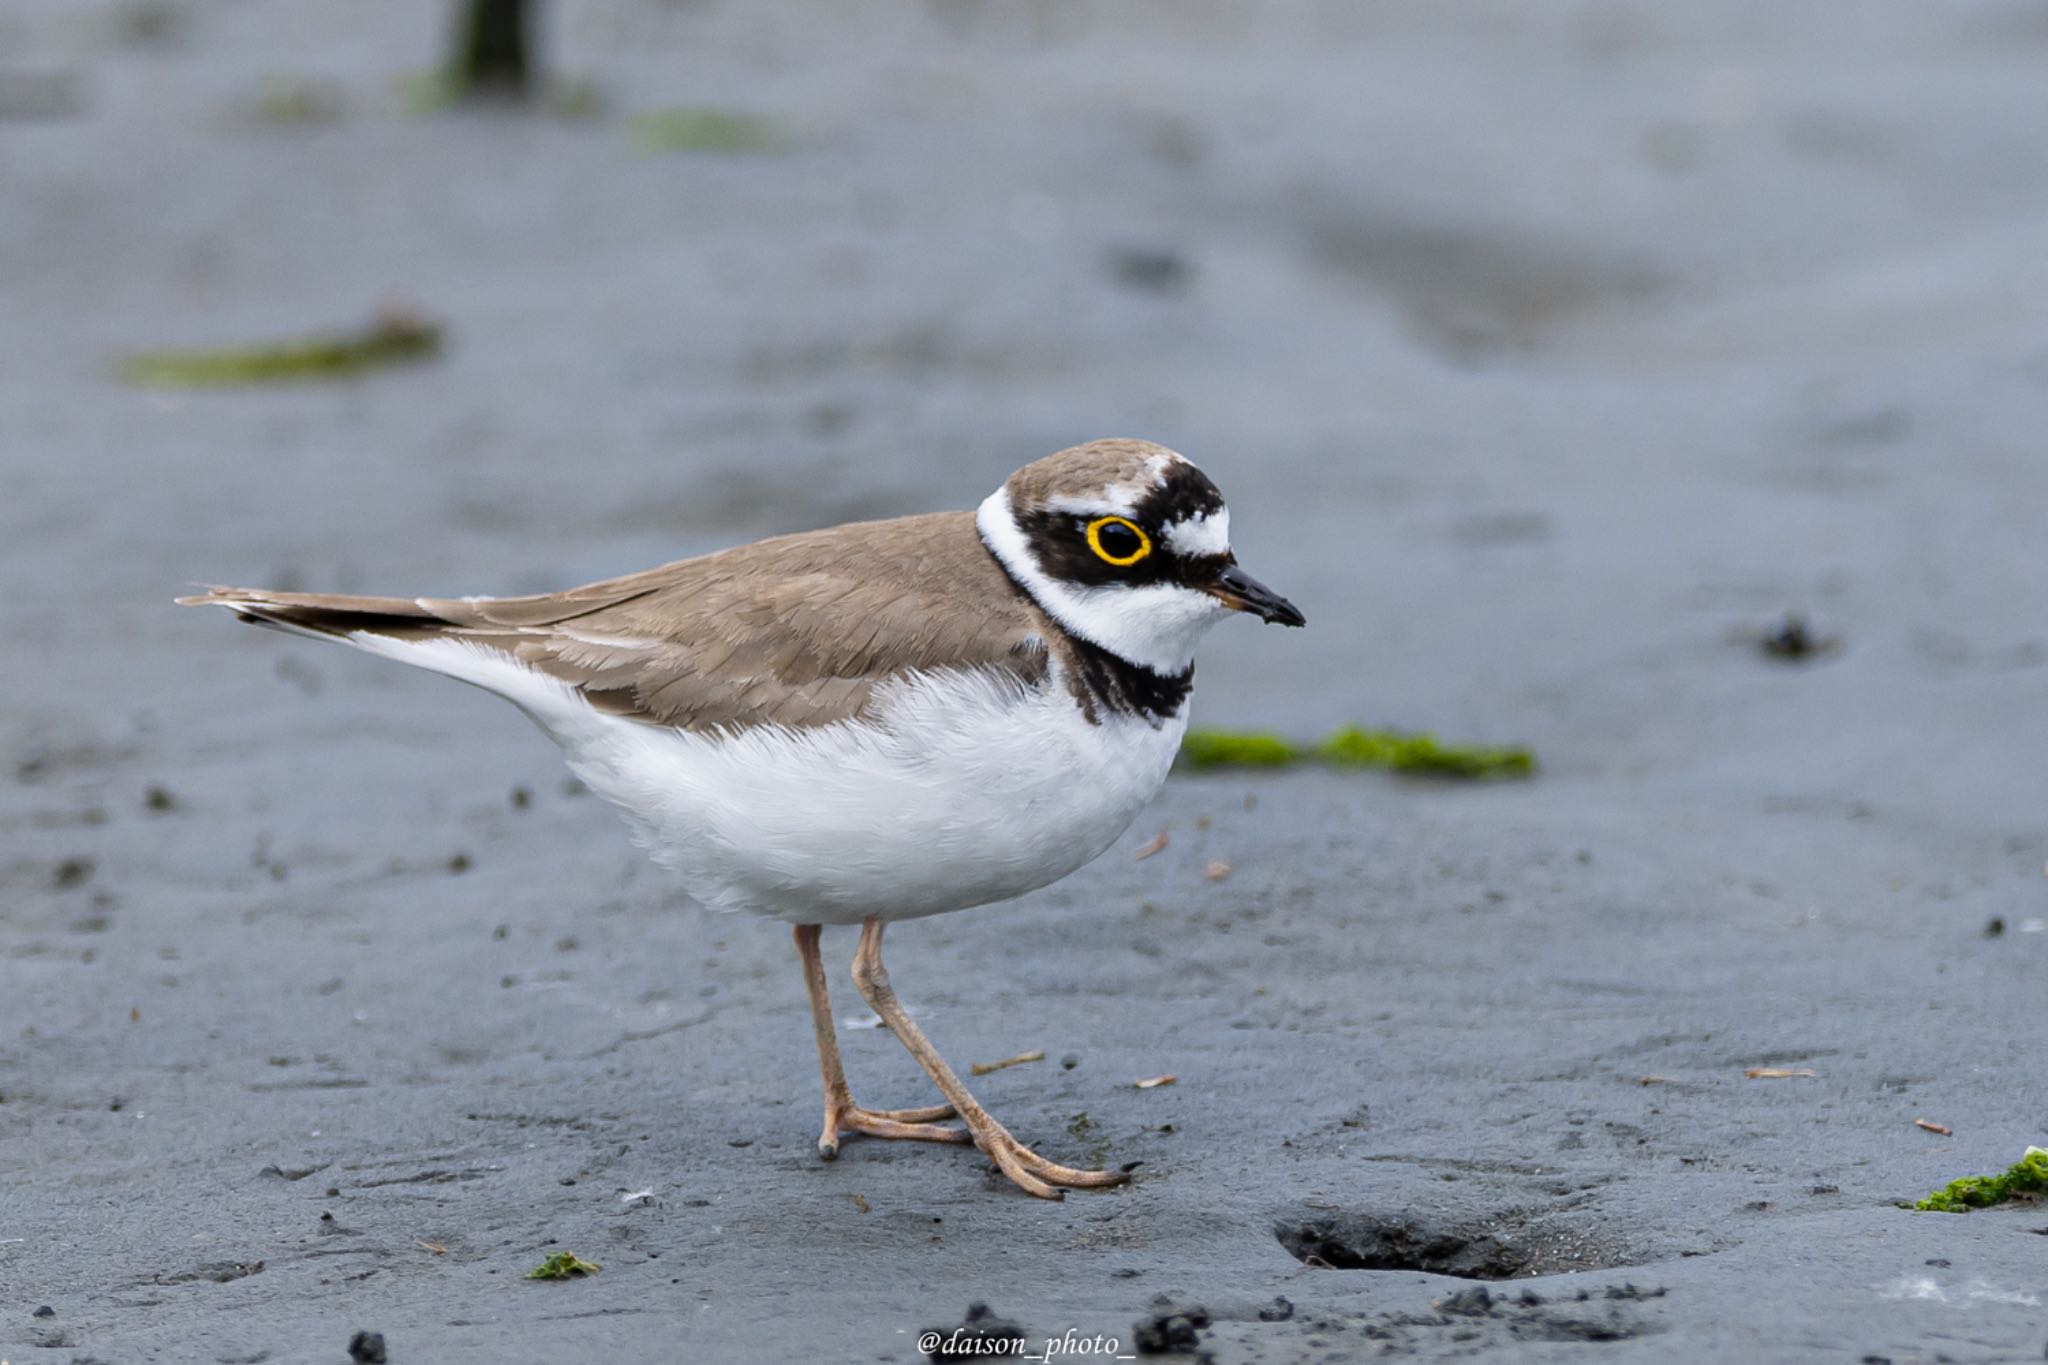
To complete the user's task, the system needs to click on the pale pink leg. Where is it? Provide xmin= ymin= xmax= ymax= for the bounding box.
xmin=793 ymin=923 xmax=964 ymax=1159
xmin=850 ymin=918 xmax=1127 ymax=1199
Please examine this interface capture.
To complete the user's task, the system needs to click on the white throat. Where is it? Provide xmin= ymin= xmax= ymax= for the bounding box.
xmin=976 ymin=486 xmax=1233 ymax=676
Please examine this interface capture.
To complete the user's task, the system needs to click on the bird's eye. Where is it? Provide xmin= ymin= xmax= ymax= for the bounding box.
xmin=1085 ymin=516 xmax=1151 ymax=567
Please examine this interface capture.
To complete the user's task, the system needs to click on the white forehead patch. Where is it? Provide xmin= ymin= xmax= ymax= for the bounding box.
xmin=1164 ymin=508 xmax=1231 ymax=558
xmin=1045 ymin=492 xmax=1139 ymax=518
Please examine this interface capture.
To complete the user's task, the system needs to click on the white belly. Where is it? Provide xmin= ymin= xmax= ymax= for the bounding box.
xmin=356 ymin=636 xmax=1187 ymax=924
xmin=562 ymin=668 xmax=1185 ymax=923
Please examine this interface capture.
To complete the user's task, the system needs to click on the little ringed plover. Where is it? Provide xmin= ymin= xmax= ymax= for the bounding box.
xmin=181 ymin=437 xmax=1304 ymax=1198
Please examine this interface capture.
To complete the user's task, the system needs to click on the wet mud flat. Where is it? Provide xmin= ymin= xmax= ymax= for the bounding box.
xmin=5 ymin=2 xmax=2048 ymax=1362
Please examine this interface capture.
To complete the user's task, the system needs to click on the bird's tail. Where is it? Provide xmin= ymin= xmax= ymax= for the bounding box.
xmin=176 ymin=586 xmax=452 ymax=645
xmin=177 ymin=584 xmax=604 ymax=729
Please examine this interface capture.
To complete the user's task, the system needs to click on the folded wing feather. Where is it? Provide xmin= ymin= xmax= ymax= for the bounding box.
xmin=179 ymin=511 xmax=1052 ymax=732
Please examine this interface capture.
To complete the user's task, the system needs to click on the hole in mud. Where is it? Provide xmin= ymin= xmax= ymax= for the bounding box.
xmin=1275 ymin=1207 xmax=1648 ymax=1281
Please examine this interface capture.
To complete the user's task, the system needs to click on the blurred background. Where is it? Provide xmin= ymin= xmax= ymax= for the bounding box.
xmin=4 ymin=1 xmax=2046 ymax=803
xmin=4 ymin=3 xmax=2047 ymax=1357
xmin=8 ymin=1 xmax=2048 ymax=769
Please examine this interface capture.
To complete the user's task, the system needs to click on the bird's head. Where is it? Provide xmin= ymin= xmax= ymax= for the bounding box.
xmin=977 ymin=438 xmax=1304 ymax=675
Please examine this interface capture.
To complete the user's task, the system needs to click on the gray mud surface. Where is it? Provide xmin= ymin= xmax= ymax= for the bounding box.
xmin=3 ymin=4 xmax=2045 ymax=1362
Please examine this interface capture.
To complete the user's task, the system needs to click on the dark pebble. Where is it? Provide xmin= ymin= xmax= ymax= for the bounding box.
xmin=1439 ymin=1286 xmax=1493 ymax=1316
xmin=347 ymin=1330 xmax=387 ymax=1364
xmin=1759 ymin=611 xmax=1838 ymax=661
xmin=1134 ymin=1301 xmax=1210 ymax=1354
xmin=1106 ymin=243 xmax=1192 ymax=294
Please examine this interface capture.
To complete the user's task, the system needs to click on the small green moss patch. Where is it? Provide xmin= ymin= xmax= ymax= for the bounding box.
xmin=1181 ymin=726 xmax=1535 ymax=779
xmin=122 ymin=311 xmax=441 ymax=387
xmin=1179 ymin=730 xmax=1299 ymax=770
xmin=395 ymin=68 xmax=463 ymax=116
xmin=527 ymin=1250 xmax=601 ymax=1279
xmin=1317 ymin=726 xmax=1535 ymax=778
xmin=631 ymin=106 xmax=779 ymax=154
xmin=1914 ymin=1146 xmax=2048 ymax=1213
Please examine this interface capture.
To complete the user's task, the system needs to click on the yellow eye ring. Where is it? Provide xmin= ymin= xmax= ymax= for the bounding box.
xmin=1085 ymin=515 xmax=1152 ymax=567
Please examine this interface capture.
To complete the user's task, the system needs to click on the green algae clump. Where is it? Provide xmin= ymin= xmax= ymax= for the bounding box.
xmin=1179 ymin=730 xmax=1300 ymax=770
xmin=1317 ymin=726 xmax=1535 ymax=778
xmin=1914 ymin=1146 xmax=2048 ymax=1213
xmin=1180 ymin=726 xmax=1535 ymax=779
xmin=122 ymin=311 xmax=441 ymax=387
xmin=527 ymin=1250 xmax=601 ymax=1279
xmin=631 ymin=106 xmax=780 ymax=154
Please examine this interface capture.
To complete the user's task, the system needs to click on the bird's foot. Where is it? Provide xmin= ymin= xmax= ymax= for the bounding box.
xmin=969 ymin=1118 xmax=1129 ymax=1200
xmin=817 ymin=1101 xmax=966 ymax=1159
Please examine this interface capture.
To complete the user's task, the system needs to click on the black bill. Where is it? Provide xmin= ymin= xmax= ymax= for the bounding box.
xmin=1207 ymin=563 xmax=1306 ymax=627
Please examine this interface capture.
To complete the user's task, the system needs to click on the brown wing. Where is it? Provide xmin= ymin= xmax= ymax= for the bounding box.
xmin=180 ymin=511 xmax=1053 ymax=732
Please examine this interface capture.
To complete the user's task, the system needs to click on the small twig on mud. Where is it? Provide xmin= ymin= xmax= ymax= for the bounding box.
xmin=1914 ymin=1118 xmax=1953 ymax=1136
xmin=1744 ymin=1067 xmax=1817 ymax=1079
xmin=1135 ymin=1075 xmax=1178 ymax=1090
xmin=971 ymin=1049 xmax=1045 ymax=1076
xmin=1133 ymin=831 xmax=1169 ymax=860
